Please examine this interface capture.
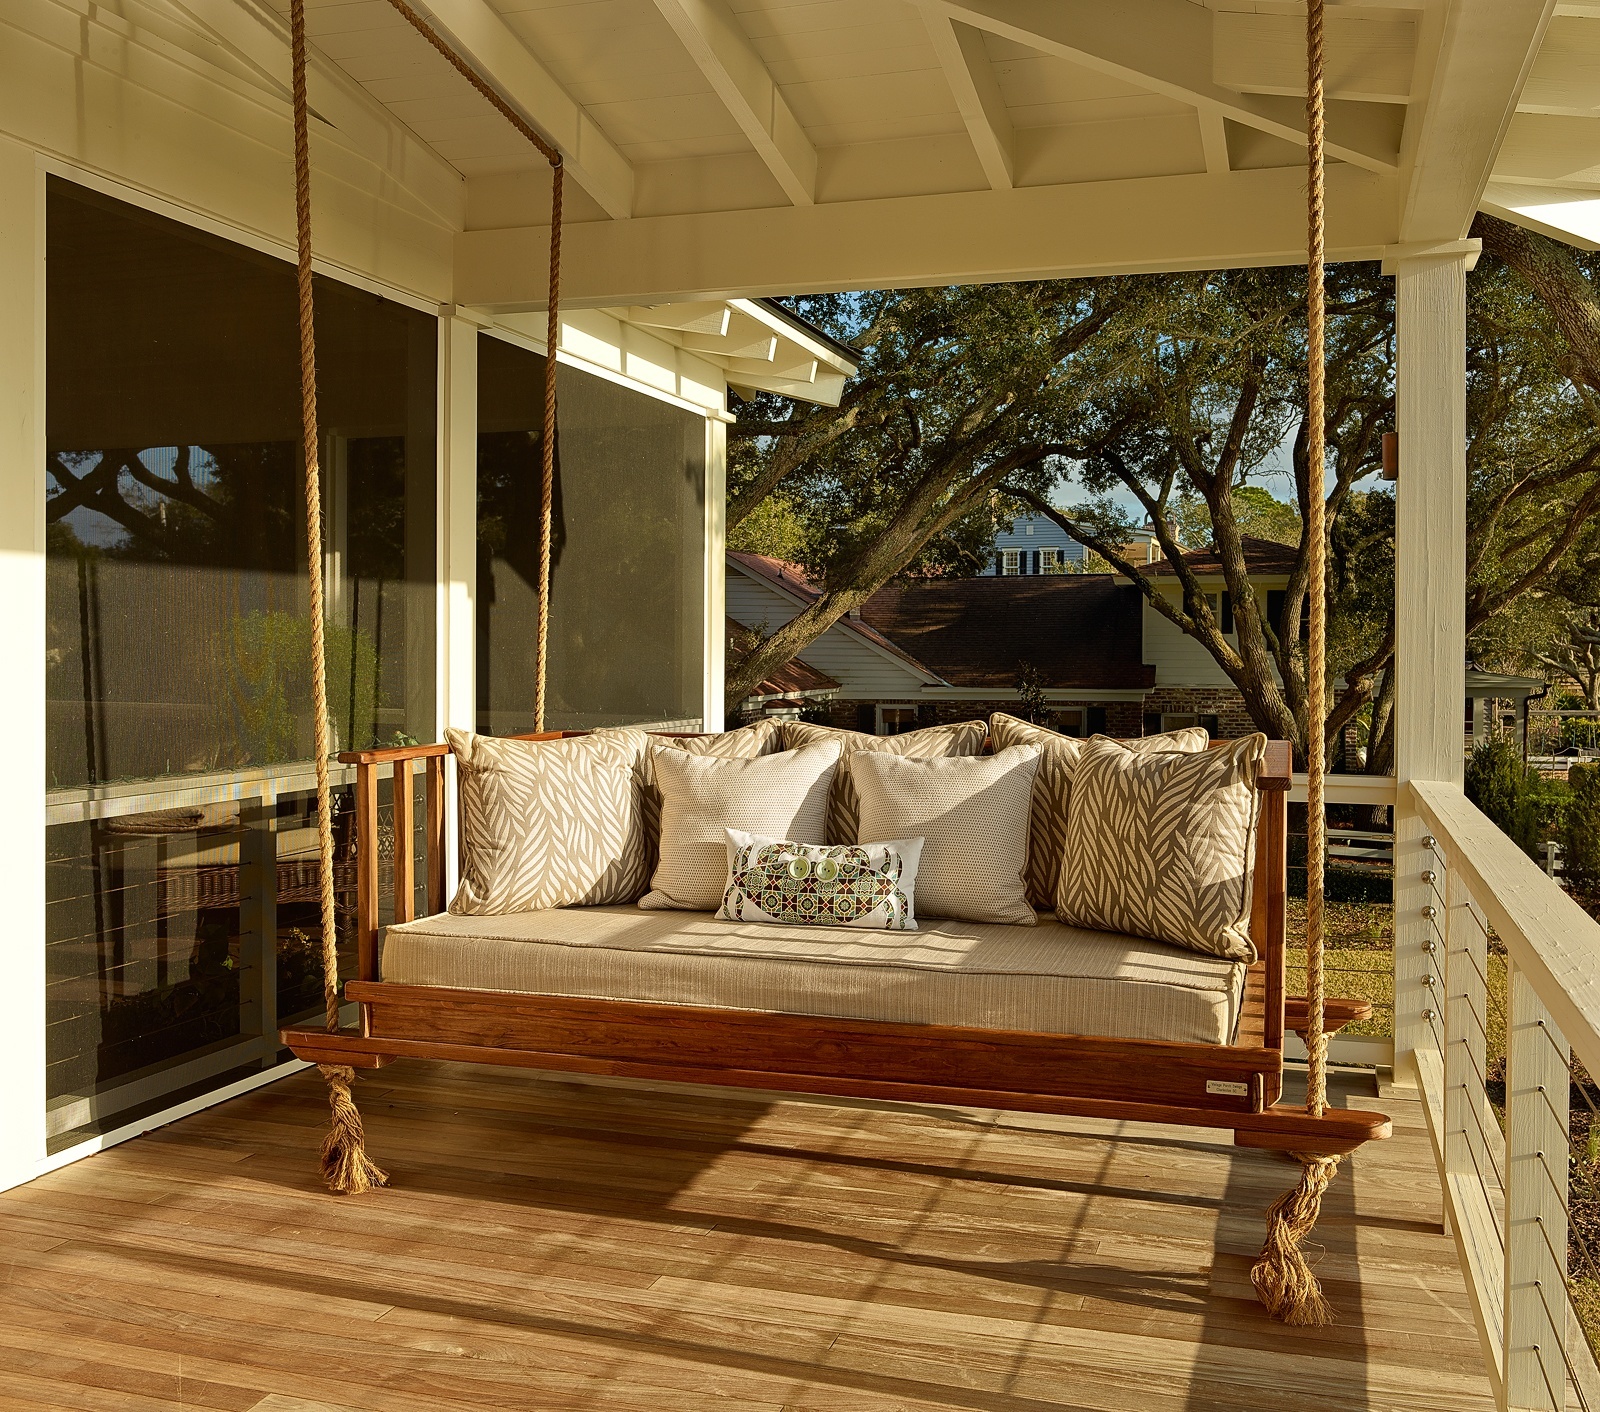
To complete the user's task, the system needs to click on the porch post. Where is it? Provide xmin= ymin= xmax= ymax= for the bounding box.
xmin=0 ymin=137 xmax=46 ymax=1190
xmin=1390 ymin=248 xmax=1473 ymax=1072
xmin=438 ymin=311 xmax=479 ymax=897
xmin=704 ymin=416 xmax=727 ymax=732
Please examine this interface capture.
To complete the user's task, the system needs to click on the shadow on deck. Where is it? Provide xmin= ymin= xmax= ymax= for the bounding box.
xmin=0 ymin=1061 xmax=1492 ymax=1411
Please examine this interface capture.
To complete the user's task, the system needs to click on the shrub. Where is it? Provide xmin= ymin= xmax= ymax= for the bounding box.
xmin=1563 ymin=764 xmax=1600 ymax=903
xmin=1465 ymin=735 xmax=1566 ymax=862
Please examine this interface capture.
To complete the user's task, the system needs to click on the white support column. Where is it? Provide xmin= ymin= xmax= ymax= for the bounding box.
xmin=1504 ymin=960 xmax=1569 ymax=1412
xmin=703 ymin=416 xmax=727 ymax=733
xmin=438 ymin=311 xmax=479 ymax=897
xmin=0 ymin=138 xmax=47 ymax=1192
xmin=1391 ymin=248 xmax=1472 ymax=1072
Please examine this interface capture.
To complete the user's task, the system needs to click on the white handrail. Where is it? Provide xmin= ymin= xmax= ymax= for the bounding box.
xmin=1411 ymin=778 xmax=1600 ymax=1079
xmin=1289 ymin=772 xmax=1397 ymax=805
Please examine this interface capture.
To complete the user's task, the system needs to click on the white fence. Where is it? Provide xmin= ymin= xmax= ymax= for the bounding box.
xmin=1410 ymin=780 xmax=1600 ymax=1412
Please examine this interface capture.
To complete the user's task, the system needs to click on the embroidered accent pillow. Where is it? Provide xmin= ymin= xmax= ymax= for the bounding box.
xmin=779 ymin=718 xmax=988 ymax=844
xmin=718 ymin=829 xmax=924 ymax=930
xmin=1056 ymin=733 xmax=1267 ymax=962
xmin=447 ymin=727 xmax=652 ymax=915
xmin=989 ymin=714 xmax=1211 ymax=912
xmin=852 ymin=745 xmax=1040 ymax=925
xmin=639 ymin=741 xmax=841 ymax=911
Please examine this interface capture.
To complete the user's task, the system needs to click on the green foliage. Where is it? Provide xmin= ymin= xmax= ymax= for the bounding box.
xmin=1014 ymin=660 xmax=1049 ymax=724
xmin=224 ymin=611 xmax=380 ymax=763
xmin=1465 ymin=735 xmax=1567 ymax=861
xmin=1562 ymin=764 xmax=1600 ymax=901
xmin=1171 ymin=485 xmax=1302 ymax=549
xmin=727 ymin=492 xmax=808 ymax=563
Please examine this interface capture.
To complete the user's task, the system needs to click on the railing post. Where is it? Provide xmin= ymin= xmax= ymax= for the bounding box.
xmin=1504 ymin=959 xmax=1570 ymax=1412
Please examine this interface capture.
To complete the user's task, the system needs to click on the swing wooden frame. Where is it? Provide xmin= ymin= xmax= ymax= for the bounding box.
xmin=280 ymin=732 xmax=1390 ymax=1159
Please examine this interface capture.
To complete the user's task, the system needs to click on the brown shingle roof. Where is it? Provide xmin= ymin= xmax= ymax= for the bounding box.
xmin=857 ymin=576 xmax=1155 ymax=690
xmin=728 ymin=620 xmax=839 ymax=697
xmin=1145 ymin=536 xmax=1298 ymax=576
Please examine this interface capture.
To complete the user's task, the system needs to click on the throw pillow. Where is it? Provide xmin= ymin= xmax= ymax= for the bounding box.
xmin=852 ymin=745 xmax=1041 ymax=925
xmin=639 ymin=719 xmax=785 ymax=857
xmin=447 ymin=727 xmax=652 ymax=914
xmin=640 ymin=741 xmax=841 ymax=911
xmin=1056 ymin=733 xmax=1267 ymax=962
xmin=989 ymin=714 xmax=1211 ymax=911
xmin=780 ymin=718 xmax=988 ymax=844
xmin=718 ymin=829 xmax=924 ymax=930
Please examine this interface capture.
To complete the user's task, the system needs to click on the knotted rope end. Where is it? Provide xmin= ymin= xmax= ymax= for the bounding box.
xmin=317 ymin=1063 xmax=389 ymax=1196
xmin=1250 ymin=1152 xmax=1341 ymax=1326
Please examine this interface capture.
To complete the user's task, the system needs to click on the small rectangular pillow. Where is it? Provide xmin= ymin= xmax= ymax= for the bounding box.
xmin=779 ymin=718 xmax=988 ymax=844
xmin=718 ymin=829 xmax=924 ymax=931
xmin=989 ymin=714 xmax=1211 ymax=912
xmin=639 ymin=741 xmax=841 ymax=911
xmin=1056 ymin=733 xmax=1267 ymax=962
xmin=447 ymin=727 xmax=652 ymax=914
xmin=852 ymin=745 xmax=1040 ymax=925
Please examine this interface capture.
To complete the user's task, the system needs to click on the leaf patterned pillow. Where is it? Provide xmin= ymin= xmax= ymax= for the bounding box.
xmin=718 ymin=829 xmax=924 ymax=931
xmin=779 ymin=718 xmax=988 ymax=843
xmin=989 ymin=714 xmax=1211 ymax=912
xmin=447 ymin=727 xmax=652 ymax=915
xmin=1055 ymin=733 xmax=1267 ymax=962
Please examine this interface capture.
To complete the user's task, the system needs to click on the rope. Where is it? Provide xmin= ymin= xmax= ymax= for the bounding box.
xmin=1304 ymin=0 xmax=1329 ymax=1121
xmin=289 ymin=0 xmax=340 ymax=1039
xmin=380 ymin=0 xmax=563 ymax=728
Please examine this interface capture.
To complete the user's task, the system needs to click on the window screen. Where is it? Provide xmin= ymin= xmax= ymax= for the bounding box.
xmin=477 ymin=334 xmax=706 ymax=734
xmin=43 ymin=177 xmax=437 ymax=1148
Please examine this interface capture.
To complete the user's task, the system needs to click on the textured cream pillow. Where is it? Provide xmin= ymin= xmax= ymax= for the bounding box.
xmin=989 ymin=714 xmax=1211 ymax=911
xmin=639 ymin=719 xmax=785 ymax=859
xmin=447 ymin=727 xmax=652 ymax=915
xmin=640 ymin=741 xmax=841 ymax=911
xmin=1056 ymin=733 xmax=1267 ymax=961
xmin=780 ymin=718 xmax=988 ymax=844
xmin=852 ymin=745 xmax=1040 ymax=925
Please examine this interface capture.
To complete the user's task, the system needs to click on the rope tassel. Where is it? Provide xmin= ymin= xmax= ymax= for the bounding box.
xmin=318 ymin=1065 xmax=389 ymax=1196
xmin=1251 ymin=1153 xmax=1341 ymax=1326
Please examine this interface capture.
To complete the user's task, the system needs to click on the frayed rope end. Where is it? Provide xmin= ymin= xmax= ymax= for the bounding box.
xmin=1250 ymin=1152 xmax=1341 ymax=1326
xmin=317 ymin=1063 xmax=389 ymax=1196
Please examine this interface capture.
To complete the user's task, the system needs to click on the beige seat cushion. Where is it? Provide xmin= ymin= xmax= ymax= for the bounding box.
xmin=990 ymin=715 xmax=1211 ymax=911
xmin=1057 ymin=733 xmax=1267 ymax=962
xmin=852 ymin=746 xmax=1040 ymax=925
xmin=639 ymin=741 xmax=840 ymax=911
xmin=381 ymin=905 xmax=1246 ymax=1045
xmin=780 ymin=718 xmax=988 ymax=843
xmin=447 ymin=727 xmax=652 ymax=914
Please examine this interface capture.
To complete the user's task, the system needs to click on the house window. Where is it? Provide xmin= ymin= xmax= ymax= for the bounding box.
xmin=1040 ymin=548 xmax=1066 ymax=574
xmin=1160 ymin=712 xmax=1221 ymax=737
xmin=43 ymin=175 xmax=439 ymax=1150
xmin=1053 ymin=708 xmax=1085 ymax=737
xmin=1025 ymin=522 xmax=1035 ymax=536
xmin=1001 ymin=550 xmax=1021 ymax=575
xmin=477 ymin=334 xmax=706 ymax=735
xmin=878 ymin=706 xmax=919 ymax=736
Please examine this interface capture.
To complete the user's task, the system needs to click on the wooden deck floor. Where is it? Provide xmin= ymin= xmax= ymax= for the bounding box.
xmin=0 ymin=1062 xmax=1492 ymax=1412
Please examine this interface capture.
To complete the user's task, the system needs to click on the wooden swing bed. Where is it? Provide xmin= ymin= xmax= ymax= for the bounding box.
xmin=277 ymin=0 xmax=1386 ymax=1326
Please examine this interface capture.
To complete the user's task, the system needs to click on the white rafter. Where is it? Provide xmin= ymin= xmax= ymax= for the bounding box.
xmin=926 ymin=0 xmax=1401 ymax=173
xmin=408 ymin=0 xmax=634 ymax=219
xmin=651 ymin=0 xmax=817 ymax=206
xmin=919 ymin=8 xmax=1015 ymax=190
xmin=1198 ymin=111 xmax=1230 ymax=175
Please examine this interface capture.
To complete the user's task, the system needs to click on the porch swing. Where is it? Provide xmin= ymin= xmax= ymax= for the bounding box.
xmin=279 ymin=0 xmax=1389 ymax=1326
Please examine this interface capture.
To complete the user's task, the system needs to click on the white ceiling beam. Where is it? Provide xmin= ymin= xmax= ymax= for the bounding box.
xmin=1213 ymin=11 xmax=1416 ymax=105
xmin=1198 ymin=111 xmax=1230 ymax=174
xmin=919 ymin=10 xmax=1015 ymax=190
xmin=927 ymin=0 xmax=1400 ymax=173
xmin=679 ymin=330 xmax=780 ymax=360
xmin=1399 ymin=0 xmax=1555 ymax=242
xmin=1519 ymin=15 xmax=1600 ymax=116
xmin=456 ymin=164 xmax=1400 ymax=309
xmin=408 ymin=0 xmax=634 ymax=219
xmin=624 ymin=303 xmax=731 ymax=335
xmin=650 ymin=0 xmax=817 ymax=205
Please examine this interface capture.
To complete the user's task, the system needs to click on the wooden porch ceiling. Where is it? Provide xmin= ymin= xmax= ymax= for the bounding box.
xmin=193 ymin=0 xmax=1592 ymax=307
xmin=0 ymin=1059 xmax=1491 ymax=1410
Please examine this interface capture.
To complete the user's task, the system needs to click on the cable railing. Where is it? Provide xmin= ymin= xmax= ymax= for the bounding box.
xmin=1410 ymin=779 xmax=1600 ymax=1412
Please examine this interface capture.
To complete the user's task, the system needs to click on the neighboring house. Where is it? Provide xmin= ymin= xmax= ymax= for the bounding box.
xmin=727 ymin=538 xmax=1297 ymax=738
xmin=990 ymin=514 xmax=1086 ymax=574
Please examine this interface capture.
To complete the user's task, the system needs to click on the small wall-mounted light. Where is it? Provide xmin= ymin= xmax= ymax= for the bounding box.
xmin=1381 ymin=432 xmax=1399 ymax=481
